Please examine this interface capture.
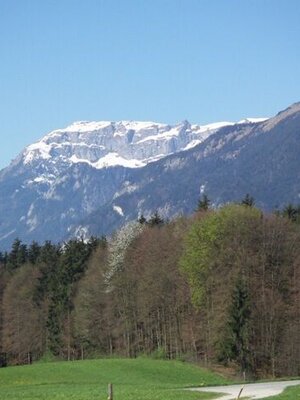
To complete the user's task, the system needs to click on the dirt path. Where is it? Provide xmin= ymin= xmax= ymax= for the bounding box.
xmin=189 ymin=379 xmax=300 ymax=399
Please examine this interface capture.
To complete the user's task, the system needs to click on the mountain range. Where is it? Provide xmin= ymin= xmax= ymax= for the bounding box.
xmin=0 ymin=102 xmax=300 ymax=250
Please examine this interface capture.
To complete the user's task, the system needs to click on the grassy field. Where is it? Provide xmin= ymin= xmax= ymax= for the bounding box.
xmin=265 ymin=385 xmax=300 ymax=399
xmin=0 ymin=358 xmax=229 ymax=400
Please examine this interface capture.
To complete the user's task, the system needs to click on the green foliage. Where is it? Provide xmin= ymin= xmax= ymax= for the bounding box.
xmin=27 ymin=241 xmax=41 ymax=264
xmin=6 ymin=239 xmax=27 ymax=271
xmin=219 ymin=276 xmax=252 ymax=372
xmin=196 ymin=194 xmax=211 ymax=211
xmin=180 ymin=205 xmax=264 ymax=373
xmin=150 ymin=347 xmax=168 ymax=360
xmin=34 ymin=241 xmax=61 ymax=303
xmin=61 ymin=239 xmax=91 ymax=285
xmin=46 ymin=239 xmax=94 ymax=355
xmin=180 ymin=204 xmax=261 ymax=307
xmin=36 ymin=350 xmax=58 ymax=363
xmin=180 ymin=211 xmax=219 ymax=306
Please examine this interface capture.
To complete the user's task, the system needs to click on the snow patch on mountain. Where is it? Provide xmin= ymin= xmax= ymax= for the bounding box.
xmin=238 ymin=117 xmax=268 ymax=124
xmin=24 ymin=142 xmax=52 ymax=164
xmin=0 ymin=229 xmax=16 ymax=241
xmin=183 ymin=139 xmax=202 ymax=151
xmin=70 ymin=153 xmax=145 ymax=169
xmin=200 ymin=184 xmax=206 ymax=194
xmin=198 ymin=121 xmax=235 ymax=132
xmin=113 ymin=205 xmax=124 ymax=216
xmin=54 ymin=121 xmax=113 ymax=133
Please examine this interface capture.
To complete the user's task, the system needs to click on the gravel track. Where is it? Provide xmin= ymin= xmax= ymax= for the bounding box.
xmin=189 ymin=379 xmax=300 ymax=399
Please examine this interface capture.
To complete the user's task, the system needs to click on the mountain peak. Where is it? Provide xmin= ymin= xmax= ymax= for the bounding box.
xmin=19 ymin=116 xmax=272 ymax=170
xmin=21 ymin=119 xmax=224 ymax=170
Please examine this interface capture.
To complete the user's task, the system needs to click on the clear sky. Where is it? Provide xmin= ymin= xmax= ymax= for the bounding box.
xmin=1 ymin=0 xmax=300 ymax=169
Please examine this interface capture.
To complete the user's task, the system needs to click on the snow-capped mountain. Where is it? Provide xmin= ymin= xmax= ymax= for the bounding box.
xmin=1 ymin=103 xmax=300 ymax=250
xmin=2 ymin=118 xmax=242 ymax=249
xmin=22 ymin=119 xmax=254 ymax=171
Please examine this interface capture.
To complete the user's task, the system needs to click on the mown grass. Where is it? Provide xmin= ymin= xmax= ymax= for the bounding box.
xmin=0 ymin=358 xmax=229 ymax=400
xmin=265 ymin=385 xmax=300 ymax=399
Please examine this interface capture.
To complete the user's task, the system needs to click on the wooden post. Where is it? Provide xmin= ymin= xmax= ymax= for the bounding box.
xmin=108 ymin=383 xmax=113 ymax=400
xmin=236 ymin=385 xmax=244 ymax=399
xmin=80 ymin=344 xmax=84 ymax=361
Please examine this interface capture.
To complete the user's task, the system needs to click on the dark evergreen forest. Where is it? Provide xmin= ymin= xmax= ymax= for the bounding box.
xmin=0 ymin=200 xmax=300 ymax=378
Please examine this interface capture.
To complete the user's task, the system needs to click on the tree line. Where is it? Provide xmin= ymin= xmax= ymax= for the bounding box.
xmin=0 ymin=198 xmax=300 ymax=378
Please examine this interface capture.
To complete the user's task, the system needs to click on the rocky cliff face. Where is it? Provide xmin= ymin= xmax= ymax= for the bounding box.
xmin=0 ymin=118 xmax=242 ymax=248
xmin=20 ymin=120 xmax=232 ymax=169
xmin=2 ymin=103 xmax=300 ymax=250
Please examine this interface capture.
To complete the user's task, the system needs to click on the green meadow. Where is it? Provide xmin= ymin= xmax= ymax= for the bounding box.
xmin=266 ymin=385 xmax=300 ymax=400
xmin=0 ymin=358 xmax=227 ymax=400
xmin=0 ymin=358 xmax=299 ymax=400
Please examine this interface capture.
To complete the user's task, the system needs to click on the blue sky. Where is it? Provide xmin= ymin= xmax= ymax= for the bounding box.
xmin=1 ymin=0 xmax=300 ymax=169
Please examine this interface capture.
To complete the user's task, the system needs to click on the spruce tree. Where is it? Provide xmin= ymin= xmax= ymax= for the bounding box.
xmin=220 ymin=276 xmax=252 ymax=373
xmin=241 ymin=193 xmax=255 ymax=207
xmin=196 ymin=194 xmax=211 ymax=211
xmin=148 ymin=211 xmax=164 ymax=227
xmin=6 ymin=239 xmax=27 ymax=270
xmin=138 ymin=214 xmax=147 ymax=224
xmin=283 ymin=203 xmax=298 ymax=222
xmin=28 ymin=241 xmax=41 ymax=264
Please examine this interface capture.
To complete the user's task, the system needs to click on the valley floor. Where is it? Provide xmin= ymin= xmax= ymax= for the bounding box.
xmin=0 ymin=358 xmax=227 ymax=400
xmin=0 ymin=358 xmax=299 ymax=400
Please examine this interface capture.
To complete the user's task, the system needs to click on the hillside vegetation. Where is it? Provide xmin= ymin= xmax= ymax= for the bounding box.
xmin=0 ymin=199 xmax=300 ymax=378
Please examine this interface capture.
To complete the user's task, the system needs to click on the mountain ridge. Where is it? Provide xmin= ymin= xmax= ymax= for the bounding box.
xmin=0 ymin=103 xmax=299 ymax=249
xmin=17 ymin=118 xmax=268 ymax=171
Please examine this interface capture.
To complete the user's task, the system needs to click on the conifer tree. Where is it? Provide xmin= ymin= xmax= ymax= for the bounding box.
xmin=196 ymin=194 xmax=211 ymax=211
xmin=28 ymin=241 xmax=41 ymax=264
xmin=138 ymin=214 xmax=147 ymax=224
xmin=241 ymin=193 xmax=255 ymax=207
xmin=6 ymin=239 xmax=27 ymax=270
xmin=283 ymin=203 xmax=298 ymax=222
xmin=220 ymin=277 xmax=252 ymax=373
xmin=148 ymin=211 xmax=164 ymax=227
